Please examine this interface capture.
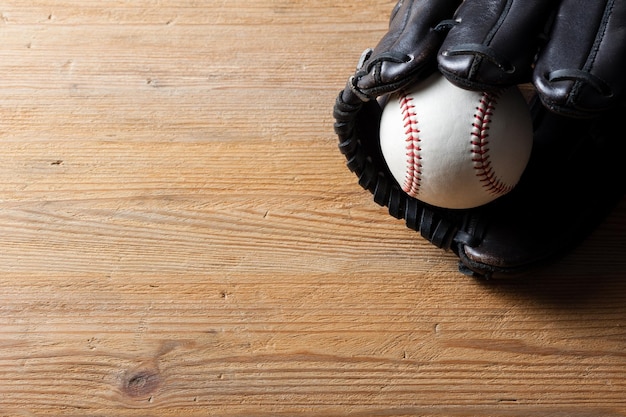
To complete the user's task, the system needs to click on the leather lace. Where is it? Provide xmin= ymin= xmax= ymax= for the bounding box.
xmin=349 ymin=49 xmax=415 ymax=102
xmin=547 ymin=69 xmax=613 ymax=97
xmin=441 ymin=43 xmax=516 ymax=74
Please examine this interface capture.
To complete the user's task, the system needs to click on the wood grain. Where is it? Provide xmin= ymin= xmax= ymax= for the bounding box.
xmin=0 ymin=1 xmax=625 ymax=416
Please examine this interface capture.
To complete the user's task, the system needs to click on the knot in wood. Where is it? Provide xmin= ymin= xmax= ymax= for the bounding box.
xmin=122 ymin=368 xmax=161 ymax=398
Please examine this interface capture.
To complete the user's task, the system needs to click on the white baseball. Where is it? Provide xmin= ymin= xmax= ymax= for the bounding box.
xmin=379 ymin=73 xmax=533 ymax=209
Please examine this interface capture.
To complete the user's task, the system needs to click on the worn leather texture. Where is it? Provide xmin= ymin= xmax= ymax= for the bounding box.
xmin=438 ymin=0 xmax=553 ymax=90
xmin=532 ymin=0 xmax=626 ymax=117
xmin=349 ymin=0 xmax=461 ymax=101
xmin=352 ymin=0 xmax=625 ymax=117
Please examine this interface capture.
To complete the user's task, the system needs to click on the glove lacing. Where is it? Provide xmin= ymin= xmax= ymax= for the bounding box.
xmin=333 ymin=89 xmax=480 ymax=251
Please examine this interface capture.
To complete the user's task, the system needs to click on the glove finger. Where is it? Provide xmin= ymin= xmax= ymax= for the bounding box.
xmin=351 ymin=0 xmax=461 ymax=100
xmin=438 ymin=0 xmax=556 ymax=91
xmin=533 ymin=0 xmax=626 ymax=118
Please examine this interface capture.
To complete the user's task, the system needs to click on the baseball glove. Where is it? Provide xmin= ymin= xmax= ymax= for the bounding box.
xmin=333 ymin=0 xmax=626 ymax=278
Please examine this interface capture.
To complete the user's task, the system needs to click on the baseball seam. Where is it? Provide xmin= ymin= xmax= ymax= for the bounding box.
xmin=471 ymin=91 xmax=514 ymax=195
xmin=399 ymin=93 xmax=421 ymax=197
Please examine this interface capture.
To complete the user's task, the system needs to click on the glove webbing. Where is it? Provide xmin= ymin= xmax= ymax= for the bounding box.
xmin=333 ymin=90 xmax=479 ymax=251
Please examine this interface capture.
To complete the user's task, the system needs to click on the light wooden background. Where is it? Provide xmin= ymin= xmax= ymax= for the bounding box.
xmin=0 ymin=1 xmax=625 ymax=416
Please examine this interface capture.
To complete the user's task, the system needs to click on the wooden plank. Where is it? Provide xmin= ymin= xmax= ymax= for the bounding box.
xmin=0 ymin=1 xmax=625 ymax=416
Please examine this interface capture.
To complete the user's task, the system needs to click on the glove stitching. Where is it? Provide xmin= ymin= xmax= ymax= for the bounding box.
xmin=569 ymin=0 xmax=615 ymax=106
xmin=433 ymin=19 xmax=459 ymax=33
xmin=352 ymin=52 xmax=415 ymax=99
xmin=468 ymin=0 xmax=514 ymax=80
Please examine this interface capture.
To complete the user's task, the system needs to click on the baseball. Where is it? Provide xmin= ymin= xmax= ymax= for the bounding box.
xmin=379 ymin=73 xmax=533 ymax=209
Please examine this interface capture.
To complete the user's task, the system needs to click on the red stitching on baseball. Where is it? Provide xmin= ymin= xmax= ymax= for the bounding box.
xmin=399 ymin=93 xmax=421 ymax=196
xmin=471 ymin=91 xmax=513 ymax=196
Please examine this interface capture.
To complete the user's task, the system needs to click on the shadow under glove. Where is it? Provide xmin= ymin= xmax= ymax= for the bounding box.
xmin=455 ymin=97 xmax=626 ymax=278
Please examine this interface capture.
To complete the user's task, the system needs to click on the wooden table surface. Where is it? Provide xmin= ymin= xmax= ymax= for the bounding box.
xmin=1 ymin=1 xmax=625 ymax=416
